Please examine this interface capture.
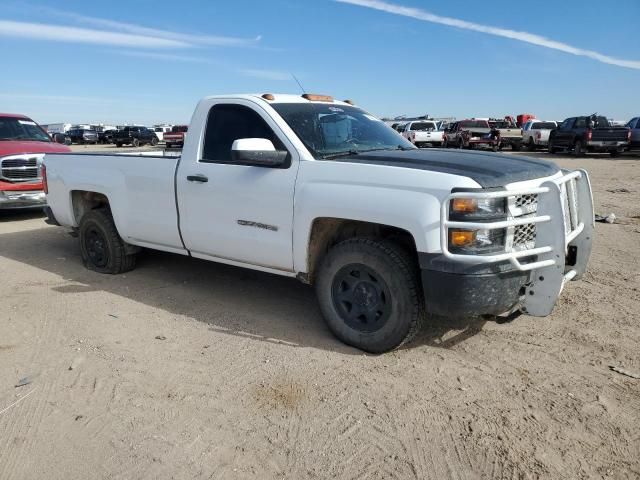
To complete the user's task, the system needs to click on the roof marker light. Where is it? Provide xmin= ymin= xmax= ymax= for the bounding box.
xmin=302 ymin=94 xmax=334 ymax=102
xmin=262 ymin=94 xmax=275 ymax=101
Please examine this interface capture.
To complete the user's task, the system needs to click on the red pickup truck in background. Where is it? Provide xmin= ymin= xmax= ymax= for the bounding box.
xmin=164 ymin=125 xmax=188 ymax=148
xmin=0 ymin=113 xmax=71 ymax=210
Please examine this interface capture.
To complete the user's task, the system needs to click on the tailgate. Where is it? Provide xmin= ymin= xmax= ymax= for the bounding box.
xmin=592 ymin=128 xmax=628 ymax=141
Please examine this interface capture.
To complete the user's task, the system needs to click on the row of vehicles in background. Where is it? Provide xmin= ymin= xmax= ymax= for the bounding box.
xmin=41 ymin=123 xmax=188 ymax=148
xmin=390 ymin=113 xmax=637 ymax=156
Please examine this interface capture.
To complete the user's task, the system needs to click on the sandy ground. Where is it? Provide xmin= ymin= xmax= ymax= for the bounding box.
xmin=1 ymin=152 xmax=639 ymax=480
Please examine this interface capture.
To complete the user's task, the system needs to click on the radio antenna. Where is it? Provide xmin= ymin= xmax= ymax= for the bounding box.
xmin=291 ymin=73 xmax=306 ymax=94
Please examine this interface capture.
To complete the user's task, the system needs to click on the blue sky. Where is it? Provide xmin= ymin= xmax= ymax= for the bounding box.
xmin=1 ymin=0 xmax=638 ymax=125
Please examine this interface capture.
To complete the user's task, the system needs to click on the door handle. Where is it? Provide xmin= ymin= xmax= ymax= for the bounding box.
xmin=187 ymin=174 xmax=208 ymax=183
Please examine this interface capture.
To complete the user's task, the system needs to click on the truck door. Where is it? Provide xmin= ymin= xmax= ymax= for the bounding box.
xmin=177 ymin=100 xmax=299 ymax=272
xmin=555 ymin=118 xmax=575 ymax=146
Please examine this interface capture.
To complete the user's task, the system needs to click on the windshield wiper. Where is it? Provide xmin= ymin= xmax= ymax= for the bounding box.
xmin=322 ymin=149 xmax=360 ymax=160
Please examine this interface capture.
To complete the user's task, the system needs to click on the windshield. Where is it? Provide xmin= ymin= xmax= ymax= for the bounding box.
xmin=271 ymin=103 xmax=414 ymax=158
xmin=410 ymin=122 xmax=437 ymax=131
xmin=532 ymin=122 xmax=556 ymax=129
xmin=172 ymin=126 xmax=188 ymax=132
xmin=0 ymin=117 xmax=51 ymax=142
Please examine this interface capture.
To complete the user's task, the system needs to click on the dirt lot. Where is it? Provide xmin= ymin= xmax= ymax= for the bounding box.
xmin=1 ymin=152 xmax=639 ymax=479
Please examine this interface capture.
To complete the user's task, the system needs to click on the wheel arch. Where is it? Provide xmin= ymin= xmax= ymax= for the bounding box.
xmin=297 ymin=217 xmax=420 ymax=285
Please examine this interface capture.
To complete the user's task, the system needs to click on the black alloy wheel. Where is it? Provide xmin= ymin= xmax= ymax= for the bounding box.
xmin=84 ymin=227 xmax=109 ymax=268
xmin=331 ymin=264 xmax=392 ymax=333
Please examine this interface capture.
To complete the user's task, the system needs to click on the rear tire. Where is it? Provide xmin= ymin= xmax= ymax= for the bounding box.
xmin=573 ymin=140 xmax=584 ymax=157
xmin=528 ymin=138 xmax=536 ymax=151
xmin=79 ymin=208 xmax=137 ymax=274
xmin=548 ymin=139 xmax=557 ymax=153
xmin=132 ymin=138 xmax=140 ymax=148
xmin=315 ymin=238 xmax=425 ymax=353
xmin=512 ymin=143 xmax=521 ymax=151
xmin=116 ymin=142 xmax=123 ymax=148
xmin=610 ymin=150 xmax=620 ymax=157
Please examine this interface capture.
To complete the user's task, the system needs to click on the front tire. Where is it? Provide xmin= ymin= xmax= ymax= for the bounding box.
xmin=315 ymin=238 xmax=424 ymax=353
xmin=79 ymin=208 xmax=136 ymax=274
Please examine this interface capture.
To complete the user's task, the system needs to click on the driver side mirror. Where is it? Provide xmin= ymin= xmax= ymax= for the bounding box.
xmin=53 ymin=133 xmax=66 ymax=144
xmin=231 ymin=138 xmax=288 ymax=168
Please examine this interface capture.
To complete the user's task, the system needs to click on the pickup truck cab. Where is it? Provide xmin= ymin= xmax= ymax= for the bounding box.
xmin=164 ymin=125 xmax=188 ymax=148
xmin=43 ymin=93 xmax=594 ymax=353
xmin=488 ymin=118 xmax=522 ymax=151
xmin=443 ymin=120 xmax=498 ymax=150
xmin=0 ymin=113 xmax=71 ymax=210
xmin=399 ymin=121 xmax=444 ymax=147
xmin=549 ymin=115 xmax=630 ymax=156
xmin=113 ymin=126 xmax=158 ymax=148
xmin=522 ymin=120 xmax=557 ymax=151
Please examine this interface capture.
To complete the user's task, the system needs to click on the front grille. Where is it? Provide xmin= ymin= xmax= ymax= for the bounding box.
xmin=514 ymin=223 xmax=536 ymax=248
xmin=515 ymin=194 xmax=538 ymax=209
xmin=1 ymin=156 xmax=41 ymax=182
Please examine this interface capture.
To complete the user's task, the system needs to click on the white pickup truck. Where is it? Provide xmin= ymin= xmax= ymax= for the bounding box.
xmin=43 ymin=93 xmax=594 ymax=353
xmin=522 ymin=120 xmax=558 ymax=151
xmin=399 ymin=120 xmax=444 ymax=147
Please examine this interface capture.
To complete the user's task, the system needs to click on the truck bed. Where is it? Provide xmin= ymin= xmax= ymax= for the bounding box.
xmin=44 ymin=153 xmax=185 ymax=254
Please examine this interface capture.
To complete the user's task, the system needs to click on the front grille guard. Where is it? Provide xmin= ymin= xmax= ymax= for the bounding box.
xmin=440 ymin=170 xmax=594 ymax=273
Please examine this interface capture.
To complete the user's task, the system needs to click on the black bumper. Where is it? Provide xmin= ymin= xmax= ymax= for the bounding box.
xmin=419 ymin=253 xmax=529 ymax=317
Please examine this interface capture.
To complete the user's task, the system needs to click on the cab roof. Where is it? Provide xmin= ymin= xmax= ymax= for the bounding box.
xmin=201 ymin=93 xmax=354 ymax=107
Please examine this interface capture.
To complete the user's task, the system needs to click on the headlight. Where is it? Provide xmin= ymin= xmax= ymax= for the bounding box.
xmin=449 ymin=197 xmax=506 ymax=221
xmin=449 ymin=227 xmax=505 ymax=254
xmin=448 ymin=195 xmax=507 ymax=254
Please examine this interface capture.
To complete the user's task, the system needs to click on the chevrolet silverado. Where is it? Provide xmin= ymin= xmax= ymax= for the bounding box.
xmin=43 ymin=94 xmax=594 ymax=353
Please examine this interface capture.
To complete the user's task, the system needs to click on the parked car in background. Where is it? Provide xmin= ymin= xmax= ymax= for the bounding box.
xmin=489 ymin=118 xmax=522 ymax=151
xmin=443 ymin=119 xmax=497 ymax=150
xmin=153 ymin=125 xmax=172 ymax=142
xmin=399 ymin=120 xmax=444 ymax=147
xmin=67 ymin=128 xmax=99 ymax=145
xmin=113 ymin=126 xmax=158 ymax=147
xmin=98 ymin=129 xmax=118 ymax=144
xmin=549 ymin=115 xmax=630 ymax=156
xmin=164 ymin=125 xmax=188 ymax=148
xmin=521 ymin=120 xmax=557 ymax=151
xmin=0 ymin=113 xmax=71 ymax=210
xmin=44 ymin=93 xmax=594 ymax=353
xmin=625 ymin=117 xmax=640 ymax=151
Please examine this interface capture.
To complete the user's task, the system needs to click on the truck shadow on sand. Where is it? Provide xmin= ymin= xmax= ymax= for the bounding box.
xmin=0 ymin=223 xmax=487 ymax=354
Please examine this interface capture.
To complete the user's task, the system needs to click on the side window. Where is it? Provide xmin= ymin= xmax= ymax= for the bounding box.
xmin=560 ymin=119 xmax=573 ymax=130
xmin=574 ymin=117 xmax=586 ymax=128
xmin=202 ymin=104 xmax=286 ymax=163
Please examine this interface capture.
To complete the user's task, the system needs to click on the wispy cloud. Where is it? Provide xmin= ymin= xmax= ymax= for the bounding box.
xmin=238 ymin=68 xmax=291 ymax=81
xmin=336 ymin=0 xmax=640 ymax=70
xmin=27 ymin=6 xmax=262 ymax=47
xmin=112 ymin=50 xmax=216 ymax=64
xmin=107 ymin=50 xmax=290 ymax=81
xmin=0 ymin=20 xmax=190 ymax=48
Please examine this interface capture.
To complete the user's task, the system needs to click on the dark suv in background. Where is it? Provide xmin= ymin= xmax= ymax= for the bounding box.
xmin=66 ymin=128 xmax=99 ymax=144
xmin=113 ymin=126 xmax=158 ymax=147
xmin=549 ymin=115 xmax=630 ymax=156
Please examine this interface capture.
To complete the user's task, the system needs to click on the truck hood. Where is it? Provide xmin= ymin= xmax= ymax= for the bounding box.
xmin=331 ymin=149 xmax=560 ymax=188
xmin=0 ymin=141 xmax=71 ymax=157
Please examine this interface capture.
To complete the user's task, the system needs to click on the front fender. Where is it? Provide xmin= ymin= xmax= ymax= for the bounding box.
xmin=292 ymin=182 xmax=442 ymax=274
